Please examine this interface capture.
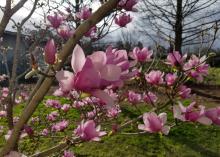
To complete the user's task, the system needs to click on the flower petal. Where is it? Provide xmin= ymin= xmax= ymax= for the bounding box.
xmin=92 ymin=90 xmax=114 ymax=108
xmin=71 ymin=44 xmax=86 ymax=73
xmin=55 ymin=70 xmax=74 ymax=92
xmin=100 ymin=65 xmax=121 ymax=81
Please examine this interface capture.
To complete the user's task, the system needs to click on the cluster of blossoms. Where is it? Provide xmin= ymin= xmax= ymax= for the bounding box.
xmin=115 ymin=0 xmax=138 ymax=27
xmin=0 ymin=87 xmax=29 ymax=120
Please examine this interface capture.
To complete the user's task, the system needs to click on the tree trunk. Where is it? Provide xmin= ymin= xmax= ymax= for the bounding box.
xmin=174 ymin=0 xmax=183 ymax=54
xmin=0 ymin=13 xmax=11 ymax=37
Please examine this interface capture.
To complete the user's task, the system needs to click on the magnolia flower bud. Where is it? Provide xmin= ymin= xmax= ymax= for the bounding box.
xmin=44 ymin=39 xmax=56 ymax=65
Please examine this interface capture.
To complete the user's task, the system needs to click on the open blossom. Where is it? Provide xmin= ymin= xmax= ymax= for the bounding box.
xmin=47 ymin=111 xmax=59 ymax=121
xmin=86 ymin=110 xmax=97 ymax=119
xmin=118 ymin=0 xmax=138 ymax=11
xmin=20 ymin=92 xmax=29 ymax=101
xmin=74 ymin=120 xmax=106 ymax=141
xmin=173 ymin=102 xmax=212 ymax=125
xmin=61 ymin=104 xmax=71 ymax=112
xmin=107 ymin=105 xmax=121 ymax=118
xmin=205 ymin=107 xmax=220 ymax=125
xmin=76 ymin=6 xmax=92 ymax=20
xmin=183 ymin=55 xmax=209 ymax=81
xmin=145 ymin=70 xmax=164 ymax=85
xmin=143 ymin=92 xmax=157 ymax=104
xmin=53 ymin=88 xmax=68 ymax=97
xmin=2 ymin=87 xmax=9 ymax=97
xmin=127 ymin=90 xmax=141 ymax=104
xmin=63 ymin=150 xmax=75 ymax=157
xmin=138 ymin=112 xmax=170 ymax=135
xmin=165 ymin=73 xmax=177 ymax=86
xmin=130 ymin=47 xmax=153 ymax=62
xmin=45 ymin=99 xmax=61 ymax=109
xmin=44 ymin=39 xmax=56 ymax=65
xmin=56 ymin=44 xmax=131 ymax=107
xmin=47 ymin=12 xmax=64 ymax=28
xmin=57 ymin=25 xmax=74 ymax=40
xmin=73 ymin=101 xmax=86 ymax=108
xmin=166 ymin=51 xmax=186 ymax=67
xmin=178 ymin=85 xmax=191 ymax=99
xmin=41 ymin=128 xmax=49 ymax=136
xmin=115 ymin=13 xmax=132 ymax=27
xmin=51 ymin=120 xmax=69 ymax=132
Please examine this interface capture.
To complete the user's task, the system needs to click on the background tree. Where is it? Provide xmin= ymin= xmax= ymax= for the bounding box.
xmin=138 ymin=0 xmax=220 ymax=53
xmin=0 ymin=0 xmax=29 ymax=37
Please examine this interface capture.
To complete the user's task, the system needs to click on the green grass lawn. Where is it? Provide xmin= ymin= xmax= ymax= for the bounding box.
xmin=0 ymin=96 xmax=220 ymax=157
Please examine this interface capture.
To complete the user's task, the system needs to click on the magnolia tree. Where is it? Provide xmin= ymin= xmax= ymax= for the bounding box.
xmin=0 ymin=0 xmax=220 ymax=156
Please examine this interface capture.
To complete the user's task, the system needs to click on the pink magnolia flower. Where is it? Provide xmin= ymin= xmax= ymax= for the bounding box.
xmin=105 ymin=46 xmax=134 ymax=82
xmin=118 ymin=0 xmax=138 ymax=11
xmin=145 ymin=70 xmax=164 ymax=85
xmin=2 ymin=87 xmax=9 ymax=97
xmin=74 ymin=120 xmax=106 ymax=141
xmin=138 ymin=112 xmax=170 ymax=135
xmin=41 ymin=128 xmax=49 ymax=136
xmin=107 ymin=105 xmax=121 ymax=118
xmin=165 ymin=73 xmax=177 ymax=86
xmin=47 ymin=111 xmax=59 ymax=121
xmin=86 ymin=110 xmax=97 ymax=119
xmin=73 ymin=101 xmax=86 ymax=109
xmin=130 ymin=47 xmax=153 ymax=62
xmin=47 ymin=12 xmax=64 ymax=28
xmin=56 ymin=45 xmax=124 ymax=107
xmin=166 ymin=51 xmax=186 ymax=67
xmin=127 ymin=90 xmax=141 ymax=104
xmin=143 ymin=92 xmax=157 ymax=104
xmin=173 ymin=102 xmax=212 ymax=125
xmin=45 ymin=99 xmax=61 ymax=109
xmin=57 ymin=25 xmax=74 ymax=40
xmin=63 ymin=150 xmax=75 ymax=157
xmin=76 ymin=6 xmax=92 ymax=20
xmin=61 ymin=104 xmax=71 ymax=112
xmin=0 ymin=110 xmax=7 ymax=117
xmin=183 ymin=55 xmax=209 ymax=81
xmin=53 ymin=88 xmax=68 ymax=97
xmin=44 ymin=39 xmax=56 ymax=65
xmin=20 ymin=92 xmax=29 ymax=101
xmin=51 ymin=120 xmax=69 ymax=132
xmin=115 ymin=13 xmax=132 ymax=27
xmin=84 ymin=26 xmax=97 ymax=38
xmin=15 ymin=98 xmax=22 ymax=104
xmin=178 ymin=85 xmax=191 ymax=99
xmin=205 ymin=107 xmax=220 ymax=125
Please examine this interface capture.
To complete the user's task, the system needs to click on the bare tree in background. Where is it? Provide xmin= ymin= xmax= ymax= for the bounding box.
xmin=0 ymin=0 xmax=29 ymax=37
xmin=138 ymin=0 xmax=220 ymax=53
